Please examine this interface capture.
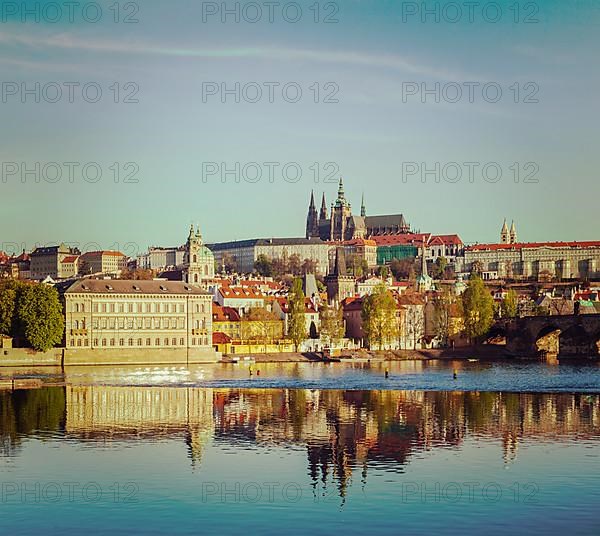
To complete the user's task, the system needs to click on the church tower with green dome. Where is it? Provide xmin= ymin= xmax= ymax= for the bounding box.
xmin=183 ymin=224 xmax=215 ymax=286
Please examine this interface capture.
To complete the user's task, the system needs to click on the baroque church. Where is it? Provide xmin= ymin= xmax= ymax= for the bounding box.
xmin=306 ymin=178 xmax=411 ymax=241
xmin=183 ymin=224 xmax=215 ymax=285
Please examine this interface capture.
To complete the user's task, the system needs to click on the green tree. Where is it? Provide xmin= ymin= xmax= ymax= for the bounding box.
xmin=254 ymin=254 xmax=273 ymax=277
xmin=0 ymin=280 xmax=21 ymax=335
xmin=361 ymin=284 xmax=398 ymax=350
xmin=319 ymin=303 xmax=345 ymax=347
xmin=500 ymin=289 xmax=518 ymax=318
xmin=461 ymin=275 xmax=494 ymax=342
xmin=16 ymin=284 xmax=64 ymax=352
xmin=377 ymin=265 xmax=389 ymax=280
xmin=287 ymin=278 xmax=307 ymax=351
xmin=434 ymin=256 xmax=448 ymax=279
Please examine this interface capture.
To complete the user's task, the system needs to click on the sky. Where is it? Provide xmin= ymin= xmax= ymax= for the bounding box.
xmin=1 ymin=0 xmax=599 ymax=257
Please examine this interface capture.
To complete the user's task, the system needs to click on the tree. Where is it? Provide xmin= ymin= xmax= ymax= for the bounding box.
xmin=319 ymin=303 xmax=345 ymax=347
xmin=221 ymin=253 xmax=238 ymax=274
xmin=361 ymin=284 xmax=398 ymax=350
xmin=301 ymin=258 xmax=317 ymax=275
xmin=16 ymin=284 xmax=64 ymax=351
xmin=461 ymin=275 xmax=494 ymax=343
xmin=288 ymin=254 xmax=302 ymax=276
xmin=287 ymin=278 xmax=307 ymax=351
xmin=0 ymin=280 xmax=20 ymax=335
xmin=500 ymin=289 xmax=518 ymax=318
xmin=390 ymin=258 xmax=417 ymax=280
xmin=434 ymin=257 xmax=448 ymax=279
xmin=254 ymin=254 xmax=273 ymax=277
xmin=377 ymin=265 xmax=389 ymax=280
xmin=346 ymin=254 xmax=367 ymax=278
xmin=433 ymin=290 xmax=453 ymax=346
xmin=243 ymin=307 xmax=280 ymax=351
xmin=118 ymin=268 xmax=154 ymax=280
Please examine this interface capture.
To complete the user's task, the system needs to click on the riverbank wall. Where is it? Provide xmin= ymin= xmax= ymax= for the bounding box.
xmin=0 ymin=347 xmax=220 ymax=367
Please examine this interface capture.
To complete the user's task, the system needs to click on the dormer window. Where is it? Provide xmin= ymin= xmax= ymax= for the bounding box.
xmin=159 ymin=285 xmax=167 ymax=291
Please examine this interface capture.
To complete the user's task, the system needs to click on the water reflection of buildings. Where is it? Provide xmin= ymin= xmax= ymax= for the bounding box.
xmin=65 ymin=386 xmax=215 ymax=465
xmin=2 ymin=387 xmax=599 ymax=497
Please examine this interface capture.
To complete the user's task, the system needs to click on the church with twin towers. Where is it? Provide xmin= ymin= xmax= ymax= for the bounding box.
xmin=305 ymin=178 xmax=411 ymax=242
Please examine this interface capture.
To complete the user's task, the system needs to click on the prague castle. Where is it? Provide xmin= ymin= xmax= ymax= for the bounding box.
xmin=306 ymin=178 xmax=411 ymax=242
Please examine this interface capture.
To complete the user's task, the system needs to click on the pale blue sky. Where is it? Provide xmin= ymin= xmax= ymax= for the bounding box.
xmin=1 ymin=0 xmax=599 ymax=256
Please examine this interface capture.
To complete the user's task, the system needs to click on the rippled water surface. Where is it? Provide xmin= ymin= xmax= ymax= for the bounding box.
xmin=6 ymin=359 xmax=600 ymax=392
xmin=1 ymin=361 xmax=600 ymax=534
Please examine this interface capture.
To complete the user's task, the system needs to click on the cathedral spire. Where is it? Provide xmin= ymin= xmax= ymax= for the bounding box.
xmin=320 ymin=193 xmax=328 ymax=220
xmin=337 ymin=177 xmax=345 ymax=200
xmin=309 ymin=189 xmax=315 ymax=209
xmin=360 ymin=193 xmax=366 ymax=217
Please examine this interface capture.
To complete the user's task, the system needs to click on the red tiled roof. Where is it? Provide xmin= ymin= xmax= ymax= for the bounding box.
xmin=276 ymin=297 xmax=318 ymax=313
xmin=212 ymin=332 xmax=232 ymax=344
xmin=212 ymin=303 xmax=241 ymax=322
xmin=431 ymin=234 xmax=463 ymax=246
xmin=81 ymin=250 xmax=125 ymax=258
xmin=219 ymin=286 xmax=265 ymax=299
xmin=61 ymin=255 xmax=79 ymax=264
xmin=371 ymin=233 xmax=431 ymax=246
xmin=467 ymin=241 xmax=600 ymax=251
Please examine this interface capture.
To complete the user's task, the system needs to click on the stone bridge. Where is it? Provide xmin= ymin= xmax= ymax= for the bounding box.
xmin=497 ymin=314 xmax=600 ymax=357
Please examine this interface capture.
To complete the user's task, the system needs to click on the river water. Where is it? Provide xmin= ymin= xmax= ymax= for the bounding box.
xmin=1 ymin=360 xmax=599 ymax=534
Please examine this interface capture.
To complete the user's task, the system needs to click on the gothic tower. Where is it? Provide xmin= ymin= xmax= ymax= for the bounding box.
xmin=360 ymin=193 xmax=366 ymax=218
xmin=500 ymin=219 xmax=509 ymax=244
xmin=319 ymin=193 xmax=328 ymax=221
xmin=325 ymin=247 xmax=355 ymax=304
xmin=305 ymin=190 xmax=319 ymax=239
xmin=330 ymin=178 xmax=352 ymax=241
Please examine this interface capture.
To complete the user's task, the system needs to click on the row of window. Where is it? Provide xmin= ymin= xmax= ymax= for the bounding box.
xmin=72 ymin=302 xmax=209 ymax=314
xmin=72 ymin=318 xmax=209 ymax=330
xmin=70 ymin=336 xmax=209 ymax=348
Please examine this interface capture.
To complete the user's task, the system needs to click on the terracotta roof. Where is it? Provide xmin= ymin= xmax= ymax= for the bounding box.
xmin=430 ymin=234 xmax=463 ymax=246
xmin=372 ymin=233 xmax=430 ymax=246
xmin=468 ymin=241 xmax=600 ymax=251
xmin=276 ymin=297 xmax=318 ymax=313
xmin=61 ymin=256 xmax=79 ymax=264
xmin=65 ymin=279 xmax=211 ymax=295
xmin=212 ymin=332 xmax=232 ymax=344
xmin=219 ymin=286 xmax=265 ymax=299
xmin=212 ymin=303 xmax=241 ymax=322
xmin=80 ymin=250 xmax=125 ymax=258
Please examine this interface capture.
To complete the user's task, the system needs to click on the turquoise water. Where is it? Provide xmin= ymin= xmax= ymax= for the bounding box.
xmin=1 ymin=362 xmax=600 ymax=534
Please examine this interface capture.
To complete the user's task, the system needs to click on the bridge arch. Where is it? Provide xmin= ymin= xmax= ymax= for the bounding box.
xmin=534 ymin=324 xmax=562 ymax=355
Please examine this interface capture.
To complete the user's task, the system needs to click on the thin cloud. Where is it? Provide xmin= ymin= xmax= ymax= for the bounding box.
xmin=0 ymin=30 xmax=480 ymax=81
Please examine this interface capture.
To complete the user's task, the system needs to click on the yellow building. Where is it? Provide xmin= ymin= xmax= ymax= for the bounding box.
xmin=64 ymin=279 xmax=217 ymax=363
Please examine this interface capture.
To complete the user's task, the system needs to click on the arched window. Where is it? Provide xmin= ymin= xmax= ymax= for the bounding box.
xmin=193 ymin=254 xmax=197 ymax=263
xmin=194 ymin=274 xmax=199 ymax=283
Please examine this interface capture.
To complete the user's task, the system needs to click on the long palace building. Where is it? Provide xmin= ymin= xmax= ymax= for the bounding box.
xmin=64 ymin=279 xmax=217 ymax=364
